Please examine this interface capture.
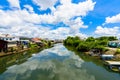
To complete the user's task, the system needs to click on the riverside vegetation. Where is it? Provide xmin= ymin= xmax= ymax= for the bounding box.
xmin=63 ymin=36 xmax=120 ymax=56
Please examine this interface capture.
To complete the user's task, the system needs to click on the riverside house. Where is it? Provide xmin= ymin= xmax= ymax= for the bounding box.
xmin=0 ymin=34 xmax=20 ymax=52
xmin=31 ymin=38 xmax=44 ymax=47
xmin=0 ymin=34 xmax=19 ymax=42
xmin=0 ymin=40 xmax=8 ymax=52
xmin=0 ymin=34 xmax=30 ymax=53
xmin=108 ymin=40 xmax=120 ymax=48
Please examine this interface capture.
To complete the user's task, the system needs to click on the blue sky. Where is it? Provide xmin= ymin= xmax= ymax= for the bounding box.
xmin=0 ymin=0 xmax=120 ymax=39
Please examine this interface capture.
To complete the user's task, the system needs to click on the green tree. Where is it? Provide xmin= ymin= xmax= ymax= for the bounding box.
xmin=76 ymin=42 xmax=91 ymax=52
xmin=86 ymin=37 xmax=95 ymax=42
xmin=108 ymin=36 xmax=118 ymax=41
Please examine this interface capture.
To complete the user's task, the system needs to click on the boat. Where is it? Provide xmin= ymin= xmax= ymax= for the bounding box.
xmin=100 ymin=54 xmax=114 ymax=60
xmin=105 ymin=61 xmax=120 ymax=72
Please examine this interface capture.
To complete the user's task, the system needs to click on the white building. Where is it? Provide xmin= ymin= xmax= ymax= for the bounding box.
xmin=0 ymin=34 xmax=20 ymax=42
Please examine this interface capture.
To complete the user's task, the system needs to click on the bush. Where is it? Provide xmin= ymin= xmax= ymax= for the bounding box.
xmin=76 ymin=42 xmax=91 ymax=52
xmin=64 ymin=36 xmax=116 ymax=52
xmin=115 ymin=49 xmax=120 ymax=54
xmin=93 ymin=45 xmax=108 ymax=52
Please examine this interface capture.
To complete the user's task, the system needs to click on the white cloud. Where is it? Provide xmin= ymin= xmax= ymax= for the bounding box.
xmin=0 ymin=9 xmax=41 ymax=27
xmin=39 ymin=27 xmax=71 ymax=39
xmin=7 ymin=0 xmax=20 ymax=9
xmin=32 ymin=0 xmax=57 ymax=10
xmin=53 ymin=0 xmax=95 ymax=22
xmin=66 ymin=17 xmax=88 ymax=33
xmin=0 ymin=0 xmax=95 ymax=39
xmin=95 ymin=13 xmax=120 ymax=38
xmin=105 ymin=13 xmax=120 ymax=24
xmin=24 ymin=5 xmax=34 ymax=13
xmin=33 ymin=0 xmax=95 ymax=24
xmin=95 ymin=26 xmax=120 ymax=36
xmin=38 ymin=0 xmax=95 ymax=38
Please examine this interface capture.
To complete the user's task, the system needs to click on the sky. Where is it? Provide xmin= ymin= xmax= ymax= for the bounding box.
xmin=0 ymin=0 xmax=120 ymax=39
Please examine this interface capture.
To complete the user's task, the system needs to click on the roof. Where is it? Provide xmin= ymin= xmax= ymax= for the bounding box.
xmin=101 ymin=54 xmax=114 ymax=57
xmin=0 ymin=34 xmax=13 ymax=38
xmin=31 ymin=38 xmax=41 ymax=42
xmin=20 ymin=40 xmax=29 ymax=42
xmin=105 ymin=61 xmax=120 ymax=65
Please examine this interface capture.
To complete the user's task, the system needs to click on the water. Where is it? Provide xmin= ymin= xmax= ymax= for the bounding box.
xmin=0 ymin=44 xmax=120 ymax=80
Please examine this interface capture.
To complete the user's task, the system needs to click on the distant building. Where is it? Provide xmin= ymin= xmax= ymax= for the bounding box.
xmin=31 ymin=38 xmax=44 ymax=47
xmin=31 ymin=38 xmax=42 ymax=43
xmin=20 ymin=40 xmax=30 ymax=48
xmin=108 ymin=40 xmax=120 ymax=48
xmin=0 ymin=40 xmax=8 ymax=52
xmin=0 ymin=34 xmax=30 ymax=52
xmin=0 ymin=34 xmax=20 ymax=50
xmin=0 ymin=34 xmax=19 ymax=42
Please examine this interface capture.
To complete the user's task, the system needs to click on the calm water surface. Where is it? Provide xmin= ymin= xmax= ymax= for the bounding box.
xmin=0 ymin=44 xmax=120 ymax=80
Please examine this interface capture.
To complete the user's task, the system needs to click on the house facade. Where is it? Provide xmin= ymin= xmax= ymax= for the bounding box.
xmin=0 ymin=34 xmax=19 ymax=42
xmin=108 ymin=40 xmax=120 ymax=48
xmin=0 ymin=34 xmax=20 ymax=49
xmin=0 ymin=40 xmax=8 ymax=52
xmin=0 ymin=34 xmax=30 ymax=52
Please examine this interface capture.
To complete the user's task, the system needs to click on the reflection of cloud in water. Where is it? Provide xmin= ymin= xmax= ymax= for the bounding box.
xmin=0 ymin=44 xmax=95 ymax=80
xmin=33 ymin=44 xmax=72 ymax=57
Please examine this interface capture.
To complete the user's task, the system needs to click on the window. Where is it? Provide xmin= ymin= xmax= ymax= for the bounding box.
xmin=6 ymin=38 xmax=8 ymax=40
xmin=10 ymin=38 xmax=12 ymax=40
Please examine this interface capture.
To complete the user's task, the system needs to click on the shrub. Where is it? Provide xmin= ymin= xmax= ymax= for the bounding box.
xmin=76 ymin=42 xmax=90 ymax=52
xmin=115 ymin=49 xmax=120 ymax=54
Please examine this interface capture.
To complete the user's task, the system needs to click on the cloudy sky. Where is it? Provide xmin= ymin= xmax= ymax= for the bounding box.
xmin=0 ymin=0 xmax=120 ymax=39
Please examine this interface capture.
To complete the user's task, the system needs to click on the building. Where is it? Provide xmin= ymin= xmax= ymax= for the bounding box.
xmin=0 ymin=34 xmax=19 ymax=42
xmin=0 ymin=34 xmax=31 ymax=52
xmin=20 ymin=40 xmax=30 ymax=48
xmin=0 ymin=40 xmax=8 ymax=52
xmin=108 ymin=40 xmax=120 ymax=48
xmin=0 ymin=34 xmax=20 ymax=50
xmin=31 ymin=38 xmax=42 ymax=43
xmin=31 ymin=38 xmax=44 ymax=47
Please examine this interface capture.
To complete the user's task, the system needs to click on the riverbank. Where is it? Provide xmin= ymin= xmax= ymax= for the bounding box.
xmin=0 ymin=42 xmax=54 ymax=57
xmin=84 ymin=47 xmax=120 ymax=60
xmin=63 ymin=36 xmax=120 ymax=72
xmin=0 ymin=48 xmax=30 ymax=57
xmin=64 ymin=45 xmax=120 ymax=73
xmin=64 ymin=36 xmax=120 ymax=60
xmin=0 ymin=46 xmax=46 ymax=74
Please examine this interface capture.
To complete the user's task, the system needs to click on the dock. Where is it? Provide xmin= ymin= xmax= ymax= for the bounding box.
xmin=105 ymin=61 xmax=120 ymax=72
xmin=105 ymin=61 xmax=120 ymax=65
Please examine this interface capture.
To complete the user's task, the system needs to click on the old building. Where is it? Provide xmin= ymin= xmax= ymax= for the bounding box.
xmin=0 ymin=40 xmax=8 ymax=52
xmin=0 ymin=34 xmax=19 ymax=42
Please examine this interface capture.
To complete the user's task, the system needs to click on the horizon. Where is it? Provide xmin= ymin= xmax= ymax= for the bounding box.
xmin=0 ymin=0 xmax=120 ymax=39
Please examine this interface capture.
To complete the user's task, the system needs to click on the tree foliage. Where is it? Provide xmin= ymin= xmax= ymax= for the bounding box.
xmin=64 ymin=36 xmax=117 ymax=52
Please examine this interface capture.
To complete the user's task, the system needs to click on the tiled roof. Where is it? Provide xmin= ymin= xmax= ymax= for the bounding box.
xmin=31 ymin=38 xmax=41 ymax=42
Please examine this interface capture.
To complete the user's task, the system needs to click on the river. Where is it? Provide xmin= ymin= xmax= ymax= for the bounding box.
xmin=0 ymin=44 xmax=120 ymax=80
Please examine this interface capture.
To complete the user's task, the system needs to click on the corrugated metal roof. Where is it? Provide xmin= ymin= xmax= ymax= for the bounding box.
xmin=105 ymin=61 xmax=120 ymax=65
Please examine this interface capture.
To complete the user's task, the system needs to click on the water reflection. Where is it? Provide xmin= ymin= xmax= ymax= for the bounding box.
xmin=0 ymin=44 xmax=120 ymax=80
xmin=0 ymin=47 xmax=43 ymax=74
